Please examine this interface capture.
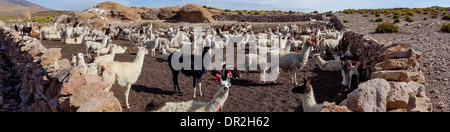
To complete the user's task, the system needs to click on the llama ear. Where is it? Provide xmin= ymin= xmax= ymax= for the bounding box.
xmin=348 ymin=62 xmax=352 ymax=67
xmin=357 ymin=60 xmax=361 ymax=67
xmin=215 ymin=74 xmax=221 ymax=84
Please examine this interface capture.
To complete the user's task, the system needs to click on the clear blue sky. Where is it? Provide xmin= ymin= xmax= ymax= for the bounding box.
xmin=28 ymin=0 xmax=450 ymax=12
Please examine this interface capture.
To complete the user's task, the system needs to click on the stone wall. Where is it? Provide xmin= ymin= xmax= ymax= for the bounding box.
xmin=0 ymin=22 xmax=122 ymax=112
xmin=341 ymin=30 xmax=430 ymax=112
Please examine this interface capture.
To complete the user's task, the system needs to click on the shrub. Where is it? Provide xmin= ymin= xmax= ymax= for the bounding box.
xmin=363 ymin=14 xmax=369 ymax=17
xmin=203 ymin=5 xmax=207 ymax=8
xmin=441 ymin=22 xmax=450 ymax=33
xmin=248 ymin=11 xmax=254 ymax=15
xmin=375 ymin=13 xmax=380 ymax=17
xmin=343 ymin=20 xmax=349 ymax=23
xmin=343 ymin=9 xmax=356 ymax=14
xmin=423 ymin=11 xmax=428 ymax=14
xmin=376 ymin=22 xmax=399 ymax=33
xmin=289 ymin=10 xmax=295 ymax=14
xmin=406 ymin=11 xmax=415 ymax=16
xmin=237 ymin=10 xmax=243 ymax=15
xmin=375 ymin=17 xmax=383 ymax=22
xmin=442 ymin=14 xmax=450 ymax=20
xmin=0 ymin=17 xmax=14 ymax=21
xmin=423 ymin=17 xmax=428 ymax=20
xmin=394 ymin=18 xmax=400 ymax=23
xmin=312 ymin=10 xmax=319 ymax=13
xmin=224 ymin=9 xmax=231 ymax=12
xmin=393 ymin=15 xmax=400 ymax=19
xmin=405 ymin=15 xmax=414 ymax=22
xmin=254 ymin=11 xmax=261 ymax=15
xmin=432 ymin=14 xmax=438 ymax=18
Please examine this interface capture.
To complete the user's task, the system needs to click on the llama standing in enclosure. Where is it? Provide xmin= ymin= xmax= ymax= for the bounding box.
xmin=279 ymin=38 xmax=314 ymax=85
xmin=292 ymin=78 xmax=324 ymax=112
xmin=341 ymin=61 xmax=360 ymax=90
xmin=150 ymin=73 xmax=231 ymax=112
xmin=102 ymin=46 xmax=149 ymax=108
xmin=313 ymin=54 xmax=342 ymax=72
xmin=85 ymin=37 xmax=110 ymax=58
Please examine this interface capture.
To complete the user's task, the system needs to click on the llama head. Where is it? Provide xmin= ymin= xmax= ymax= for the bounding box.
xmin=292 ymin=78 xmax=312 ymax=94
xmin=76 ymin=53 xmax=84 ymax=58
xmin=215 ymin=72 xmax=231 ymax=93
xmin=347 ymin=61 xmax=361 ymax=89
xmin=138 ymin=46 xmax=149 ymax=55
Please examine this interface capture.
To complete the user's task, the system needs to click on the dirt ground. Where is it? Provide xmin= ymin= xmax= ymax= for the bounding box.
xmin=337 ymin=12 xmax=450 ymax=112
xmin=41 ymin=34 xmax=350 ymax=112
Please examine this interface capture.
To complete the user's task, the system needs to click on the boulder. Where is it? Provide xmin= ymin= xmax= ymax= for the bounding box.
xmin=91 ymin=18 xmax=106 ymax=28
xmin=59 ymin=74 xmax=109 ymax=96
xmin=40 ymin=48 xmax=61 ymax=66
xmin=74 ymin=12 xmax=95 ymax=21
xmin=407 ymin=96 xmax=432 ymax=112
xmin=57 ymin=59 xmax=71 ymax=70
xmin=69 ymin=83 xmax=122 ymax=112
xmin=320 ymin=101 xmax=352 ymax=112
xmin=371 ymin=70 xmax=425 ymax=84
xmin=111 ymin=9 xmax=141 ymax=22
xmin=387 ymin=82 xmax=410 ymax=110
xmin=346 ymin=78 xmax=391 ymax=112
xmin=159 ymin=6 xmax=180 ymax=19
xmin=374 ymin=58 xmax=416 ymax=71
xmin=179 ymin=4 xmax=215 ymax=23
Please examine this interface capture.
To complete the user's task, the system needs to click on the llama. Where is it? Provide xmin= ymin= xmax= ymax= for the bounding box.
xmin=76 ymin=53 xmax=87 ymax=74
xmin=85 ymin=37 xmax=110 ymax=58
xmin=244 ymin=53 xmax=273 ymax=83
xmin=292 ymin=78 xmax=324 ymax=112
xmin=102 ymin=46 xmax=149 ymax=108
xmin=168 ymin=47 xmax=210 ymax=98
xmin=113 ymin=44 xmax=127 ymax=54
xmin=317 ymin=33 xmax=344 ymax=54
xmin=150 ymin=73 xmax=231 ymax=112
xmin=95 ymin=43 xmax=112 ymax=55
xmin=341 ymin=61 xmax=360 ymax=90
xmin=279 ymin=38 xmax=314 ymax=85
xmin=94 ymin=45 xmax=119 ymax=74
xmin=70 ymin=54 xmax=77 ymax=66
xmin=313 ymin=54 xmax=342 ymax=72
xmin=85 ymin=63 xmax=98 ymax=75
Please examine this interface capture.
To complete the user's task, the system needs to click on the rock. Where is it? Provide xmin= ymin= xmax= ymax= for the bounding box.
xmin=57 ymin=59 xmax=71 ymax=70
xmin=40 ymin=48 xmax=62 ymax=66
xmin=437 ymin=102 xmax=445 ymax=109
xmin=159 ymin=6 xmax=180 ymax=19
xmin=371 ymin=70 xmax=425 ymax=84
xmin=91 ymin=18 xmax=106 ymax=29
xmin=19 ymin=11 xmax=31 ymax=20
xmin=179 ymin=4 xmax=215 ymax=23
xmin=69 ymin=83 xmax=122 ymax=112
xmin=387 ymin=82 xmax=410 ymax=110
xmin=2 ymin=104 xmax=10 ymax=109
xmin=346 ymin=78 xmax=391 ymax=112
xmin=74 ymin=12 xmax=95 ymax=21
xmin=60 ymin=74 xmax=109 ymax=95
xmin=407 ymin=96 xmax=432 ymax=112
xmin=320 ymin=101 xmax=352 ymax=112
xmin=111 ymin=10 xmax=141 ymax=22
xmin=407 ymin=81 xmax=426 ymax=97
xmin=140 ymin=9 xmax=160 ymax=20
xmin=388 ymin=109 xmax=408 ymax=112
xmin=374 ymin=57 xmax=417 ymax=71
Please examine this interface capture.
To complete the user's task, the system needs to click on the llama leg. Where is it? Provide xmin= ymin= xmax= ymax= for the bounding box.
xmin=294 ymin=72 xmax=298 ymax=85
xmin=125 ymin=83 xmax=132 ymax=109
xmin=341 ymin=70 xmax=348 ymax=86
xmin=193 ymin=77 xmax=197 ymax=98
xmin=199 ymin=78 xmax=203 ymax=97
xmin=102 ymin=70 xmax=114 ymax=92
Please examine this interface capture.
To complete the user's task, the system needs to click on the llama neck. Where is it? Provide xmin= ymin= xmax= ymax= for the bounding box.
xmin=101 ymin=38 xmax=108 ymax=47
xmin=206 ymin=90 xmax=229 ymax=111
xmin=299 ymin=44 xmax=311 ymax=62
xmin=133 ymin=50 xmax=146 ymax=69
xmin=301 ymin=87 xmax=318 ymax=109
xmin=77 ymin=57 xmax=85 ymax=66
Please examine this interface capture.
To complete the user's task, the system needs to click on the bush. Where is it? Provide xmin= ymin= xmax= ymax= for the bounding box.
xmin=394 ymin=18 xmax=400 ymax=23
xmin=363 ymin=14 xmax=369 ymax=17
xmin=405 ymin=15 xmax=414 ymax=22
xmin=343 ymin=9 xmax=356 ymax=14
xmin=0 ymin=17 xmax=14 ymax=21
xmin=224 ymin=9 xmax=231 ymax=12
xmin=442 ymin=14 xmax=450 ymax=20
xmin=27 ymin=16 xmax=54 ymax=23
xmin=423 ymin=11 xmax=429 ymax=14
xmin=441 ymin=22 xmax=450 ymax=33
xmin=424 ymin=17 xmax=428 ymax=20
xmin=289 ymin=10 xmax=295 ymax=14
xmin=376 ymin=22 xmax=399 ymax=33
xmin=375 ymin=13 xmax=380 ymax=17
xmin=343 ymin=20 xmax=349 ymax=23
xmin=312 ymin=10 xmax=319 ymax=13
xmin=393 ymin=15 xmax=400 ymax=19
xmin=237 ymin=10 xmax=243 ymax=15
xmin=254 ymin=11 xmax=261 ymax=15
xmin=375 ymin=17 xmax=383 ymax=22
xmin=432 ymin=14 xmax=438 ymax=18
xmin=203 ymin=5 xmax=207 ymax=8
xmin=406 ymin=11 xmax=415 ymax=16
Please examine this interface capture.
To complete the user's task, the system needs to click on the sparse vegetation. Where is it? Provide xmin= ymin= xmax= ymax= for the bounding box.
xmin=375 ymin=13 xmax=380 ymax=17
xmin=203 ymin=5 xmax=207 ymax=8
xmin=423 ymin=11 xmax=429 ymax=14
xmin=24 ymin=16 xmax=54 ymax=23
xmin=376 ymin=22 xmax=399 ymax=33
xmin=393 ymin=15 xmax=400 ymax=19
xmin=375 ymin=17 xmax=383 ymax=22
xmin=441 ymin=22 xmax=450 ymax=33
xmin=289 ymin=10 xmax=295 ymax=14
xmin=224 ymin=9 xmax=231 ymax=12
xmin=363 ymin=14 xmax=369 ymax=17
xmin=424 ymin=17 xmax=428 ymax=20
xmin=394 ymin=18 xmax=400 ymax=23
xmin=312 ymin=10 xmax=319 ymax=13
xmin=343 ymin=19 xmax=349 ymax=23
xmin=0 ymin=17 xmax=15 ymax=21
xmin=254 ymin=11 xmax=261 ymax=15
xmin=405 ymin=15 xmax=414 ymax=22
xmin=442 ymin=14 xmax=450 ymax=20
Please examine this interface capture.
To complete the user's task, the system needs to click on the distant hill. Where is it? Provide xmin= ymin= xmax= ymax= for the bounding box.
xmin=0 ymin=0 xmax=51 ymax=17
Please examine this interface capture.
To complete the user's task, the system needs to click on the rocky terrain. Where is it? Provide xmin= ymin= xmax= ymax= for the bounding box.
xmin=0 ymin=0 xmax=50 ymax=17
xmin=337 ymin=12 xmax=450 ymax=112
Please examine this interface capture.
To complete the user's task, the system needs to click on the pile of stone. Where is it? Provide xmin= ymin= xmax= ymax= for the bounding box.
xmin=0 ymin=22 xmax=122 ymax=112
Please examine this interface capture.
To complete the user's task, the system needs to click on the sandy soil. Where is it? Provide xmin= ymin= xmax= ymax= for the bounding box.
xmin=337 ymin=12 xmax=450 ymax=112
